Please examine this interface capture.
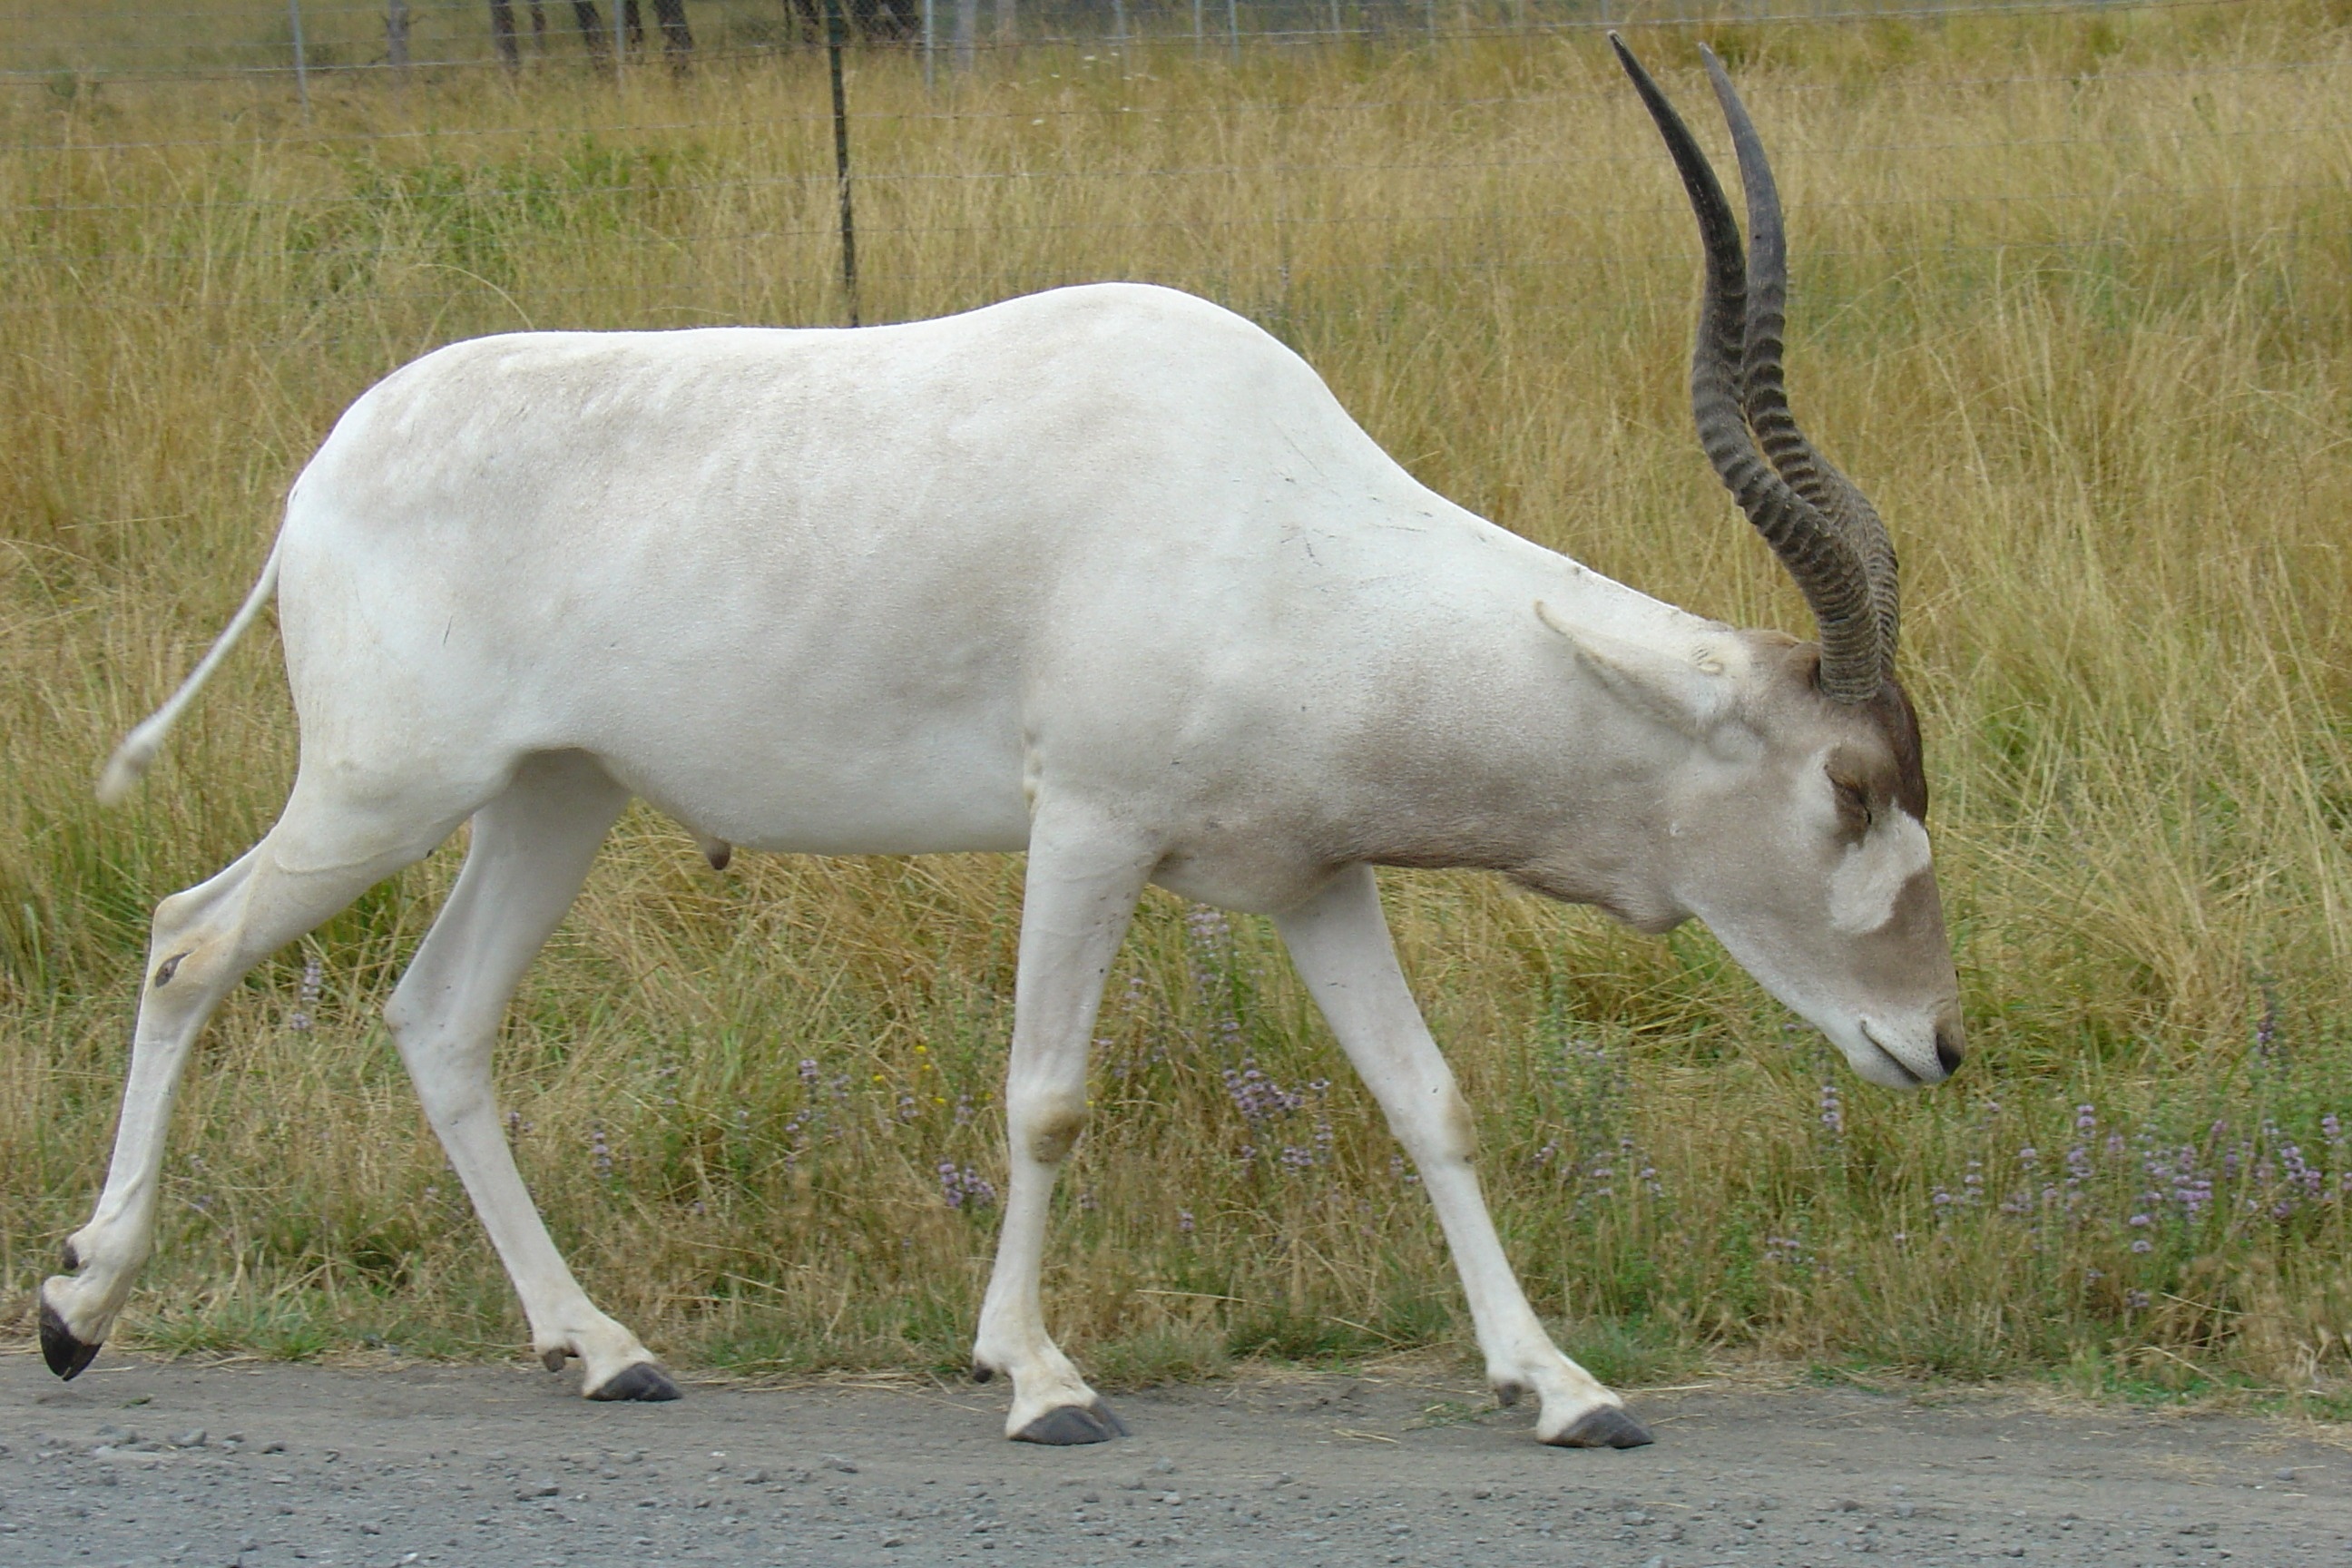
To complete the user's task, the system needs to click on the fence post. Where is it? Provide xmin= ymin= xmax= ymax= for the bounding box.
xmin=923 ymin=0 xmax=936 ymax=90
xmin=823 ymin=0 xmax=861 ymax=327
xmin=652 ymin=0 xmax=693 ymax=74
xmin=612 ymin=0 xmax=625 ymax=79
xmin=1227 ymin=0 xmax=1239 ymax=61
xmin=488 ymin=2 xmax=520 ymax=73
xmin=956 ymin=0 xmax=976 ymax=73
xmin=387 ymin=0 xmax=412 ymax=73
xmin=288 ymin=0 xmax=311 ymax=111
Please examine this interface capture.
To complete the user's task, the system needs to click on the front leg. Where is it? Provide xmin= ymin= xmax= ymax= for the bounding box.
xmin=970 ymin=802 xmax=1154 ymax=1444
xmin=1275 ymin=865 xmax=1652 ymax=1448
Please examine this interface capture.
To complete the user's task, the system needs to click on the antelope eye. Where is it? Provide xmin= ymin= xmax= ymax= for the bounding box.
xmin=1831 ymin=777 xmax=1873 ymax=832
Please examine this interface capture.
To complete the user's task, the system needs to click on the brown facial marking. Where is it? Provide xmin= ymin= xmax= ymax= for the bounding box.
xmin=1864 ymin=679 xmax=1930 ymax=820
xmin=1828 ymin=774 xmax=1873 ymax=838
xmin=1793 ymin=644 xmax=1927 ymax=820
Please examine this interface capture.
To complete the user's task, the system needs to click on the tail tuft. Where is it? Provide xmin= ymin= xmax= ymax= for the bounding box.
xmin=93 ymin=538 xmax=283 ymax=807
xmin=95 ymin=722 xmax=164 ymax=807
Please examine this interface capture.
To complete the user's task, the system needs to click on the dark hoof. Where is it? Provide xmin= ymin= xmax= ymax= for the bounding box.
xmin=1548 ymin=1404 xmax=1654 ymax=1449
xmin=1014 ymin=1400 xmax=1128 ymax=1446
xmin=40 ymin=1302 xmax=100 ymax=1381
xmin=587 ymin=1363 xmax=681 ymax=1402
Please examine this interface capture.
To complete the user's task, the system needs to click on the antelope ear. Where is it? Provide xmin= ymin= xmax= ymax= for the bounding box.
xmin=1534 ymin=600 xmax=1736 ymax=739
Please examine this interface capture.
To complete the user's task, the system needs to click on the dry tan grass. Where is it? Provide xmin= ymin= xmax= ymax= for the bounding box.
xmin=3 ymin=4 xmax=2350 ymax=1401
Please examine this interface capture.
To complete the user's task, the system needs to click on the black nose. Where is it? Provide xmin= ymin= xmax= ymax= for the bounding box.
xmin=1934 ymin=1014 xmax=1965 ymax=1077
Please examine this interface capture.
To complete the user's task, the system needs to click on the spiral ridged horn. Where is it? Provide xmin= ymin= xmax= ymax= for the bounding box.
xmin=1610 ymin=34 xmax=1892 ymax=704
xmin=1699 ymin=48 xmax=1899 ymax=675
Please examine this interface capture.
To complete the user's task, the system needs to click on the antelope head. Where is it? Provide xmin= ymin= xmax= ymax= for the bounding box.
xmin=1601 ymin=37 xmax=1964 ymax=1088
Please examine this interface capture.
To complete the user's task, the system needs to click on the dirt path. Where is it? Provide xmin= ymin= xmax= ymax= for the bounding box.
xmin=4 ymin=1348 xmax=2346 ymax=1567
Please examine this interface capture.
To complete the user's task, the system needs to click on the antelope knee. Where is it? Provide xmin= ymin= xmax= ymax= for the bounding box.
xmin=1437 ymin=1084 xmax=1478 ymax=1163
xmin=1020 ymin=1099 xmax=1089 ymax=1166
xmin=383 ymin=1005 xmax=492 ymax=1108
xmin=1396 ymin=1083 xmax=1478 ymax=1167
xmin=382 ymin=995 xmax=446 ymax=1063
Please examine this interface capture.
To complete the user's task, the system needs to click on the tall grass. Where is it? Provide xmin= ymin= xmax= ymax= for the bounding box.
xmin=4 ymin=3 xmax=2350 ymax=1404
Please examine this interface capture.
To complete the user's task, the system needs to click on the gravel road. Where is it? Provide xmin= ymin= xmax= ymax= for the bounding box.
xmin=4 ymin=1348 xmax=2346 ymax=1567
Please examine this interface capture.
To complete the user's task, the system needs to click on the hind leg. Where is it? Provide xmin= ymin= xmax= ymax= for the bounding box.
xmin=379 ymin=751 xmax=673 ymax=1400
xmin=42 ymin=777 xmax=476 ymax=1377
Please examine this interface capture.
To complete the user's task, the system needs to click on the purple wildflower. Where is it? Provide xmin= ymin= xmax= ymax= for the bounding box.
xmin=938 ymin=1161 xmax=996 ymax=1210
xmin=288 ymin=954 xmax=322 ymax=1032
xmin=1222 ymin=1061 xmax=1306 ymax=1124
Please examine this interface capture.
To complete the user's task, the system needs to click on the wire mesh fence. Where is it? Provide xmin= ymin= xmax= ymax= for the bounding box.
xmin=3 ymin=1 xmax=2241 ymax=83
xmin=4 ymin=0 xmax=2338 ymax=342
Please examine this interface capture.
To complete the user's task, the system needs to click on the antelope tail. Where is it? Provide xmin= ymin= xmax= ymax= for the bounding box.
xmin=96 ymin=540 xmax=284 ymax=806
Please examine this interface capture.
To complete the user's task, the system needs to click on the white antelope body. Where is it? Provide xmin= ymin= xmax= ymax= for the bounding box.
xmin=45 ymin=43 xmax=1961 ymax=1448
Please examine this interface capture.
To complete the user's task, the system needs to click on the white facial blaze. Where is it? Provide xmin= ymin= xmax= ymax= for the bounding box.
xmin=1828 ymin=809 xmax=1931 ymax=936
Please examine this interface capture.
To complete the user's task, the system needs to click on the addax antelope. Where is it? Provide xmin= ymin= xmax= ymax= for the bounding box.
xmin=46 ymin=39 xmax=1959 ymax=1448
